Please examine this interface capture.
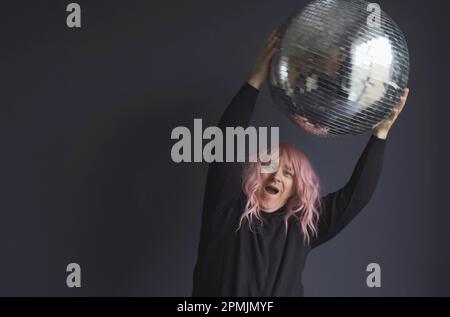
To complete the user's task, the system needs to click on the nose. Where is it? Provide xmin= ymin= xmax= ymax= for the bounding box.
xmin=270 ymin=170 xmax=282 ymax=183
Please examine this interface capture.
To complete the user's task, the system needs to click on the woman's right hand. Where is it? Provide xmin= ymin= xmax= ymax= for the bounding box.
xmin=247 ymin=30 xmax=280 ymax=90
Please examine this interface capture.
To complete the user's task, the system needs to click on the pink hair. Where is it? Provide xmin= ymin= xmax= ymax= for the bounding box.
xmin=236 ymin=143 xmax=322 ymax=245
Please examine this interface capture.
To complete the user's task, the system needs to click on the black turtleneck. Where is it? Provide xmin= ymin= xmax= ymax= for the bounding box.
xmin=192 ymin=82 xmax=386 ymax=297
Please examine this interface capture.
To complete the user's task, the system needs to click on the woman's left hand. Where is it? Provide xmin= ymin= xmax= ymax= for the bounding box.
xmin=248 ymin=30 xmax=280 ymax=90
xmin=373 ymin=88 xmax=409 ymax=139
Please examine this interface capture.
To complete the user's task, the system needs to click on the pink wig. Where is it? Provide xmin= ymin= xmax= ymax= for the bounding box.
xmin=237 ymin=143 xmax=322 ymax=244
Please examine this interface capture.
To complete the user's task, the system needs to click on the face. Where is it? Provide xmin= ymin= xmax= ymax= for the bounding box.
xmin=258 ymin=156 xmax=296 ymax=213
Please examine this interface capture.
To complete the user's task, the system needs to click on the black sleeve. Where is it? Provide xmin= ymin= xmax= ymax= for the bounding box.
xmin=201 ymin=82 xmax=260 ymax=224
xmin=311 ymin=135 xmax=386 ymax=249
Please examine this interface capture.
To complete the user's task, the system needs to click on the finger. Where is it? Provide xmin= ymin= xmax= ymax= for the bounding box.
xmin=263 ymin=46 xmax=278 ymax=59
xmin=397 ymin=92 xmax=408 ymax=111
xmin=404 ymin=88 xmax=410 ymax=98
xmin=400 ymin=88 xmax=409 ymax=103
xmin=386 ymin=111 xmax=396 ymax=122
xmin=264 ymin=30 xmax=278 ymax=45
xmin=264 ymin=47 xmax=279 ymax=62
xmin=267 ymin=31 xmax=280 ymax=44
xmin=264 ymin=35 xmax=279 ymax=51
xmin=387 ymin=104 xmax=402 ymax=120
xmin=389 ymin=104 xmax=402 ymax=118
xmin=400 ymin=88 xmax=409 ymax=106
xmin=262 ymin=41 xmax=279 ymax=59
xmin=270 ymin=35 xmax=280 ymax=45
xmin=397 ymin=100 xmax=406 ymax=113
xmin=389 ymin=104 xmax=404 ymax=121
xmin=392 ymin=88 xmax=408 ymax=113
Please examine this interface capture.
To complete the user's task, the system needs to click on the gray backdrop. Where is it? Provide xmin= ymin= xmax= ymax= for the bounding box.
xmin=1 ymin=0 xmax=449 ymax=296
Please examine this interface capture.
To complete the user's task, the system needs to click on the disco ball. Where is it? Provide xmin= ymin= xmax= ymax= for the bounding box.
xmin=269 ymin=0 xmax=410 ymax=136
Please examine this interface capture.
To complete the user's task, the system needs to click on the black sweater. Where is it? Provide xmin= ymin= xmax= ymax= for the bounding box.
xmin=192 ymin=83 xmax=386 ymax=297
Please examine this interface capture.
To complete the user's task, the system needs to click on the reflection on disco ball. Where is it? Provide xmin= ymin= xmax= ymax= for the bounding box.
xmin=269 ymin=0 xmax=410 ymax=137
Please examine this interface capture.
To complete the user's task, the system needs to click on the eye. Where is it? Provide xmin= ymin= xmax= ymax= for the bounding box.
xmin=284 ymin=170 xmax=293 ymax=177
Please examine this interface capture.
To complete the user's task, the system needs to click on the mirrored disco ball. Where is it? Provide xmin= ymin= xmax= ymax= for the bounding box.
xmin=269 ymin=0 xmax=410 ymax=136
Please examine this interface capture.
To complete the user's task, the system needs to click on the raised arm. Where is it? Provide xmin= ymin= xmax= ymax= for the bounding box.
xmin=311 ymin=135 xmax=386 ymax=248
xmin=311 ymin=88 xmax=409 ymax=248
xmin=201 ymin=31 xmax=280 ymax=223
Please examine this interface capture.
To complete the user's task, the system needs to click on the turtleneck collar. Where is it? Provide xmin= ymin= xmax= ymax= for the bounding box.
xmin=260 ymin=204 xmax=287 ymax=217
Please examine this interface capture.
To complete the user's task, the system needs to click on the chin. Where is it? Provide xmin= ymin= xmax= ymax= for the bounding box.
xmin=259 ymin=190 xmax=286 ymax=210
xmin=260 ymin=198 xmax=282 ymax=210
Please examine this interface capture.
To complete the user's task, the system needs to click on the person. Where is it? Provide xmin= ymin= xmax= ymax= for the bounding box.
xmin=192 ymin=30 xmax=409 ymax=297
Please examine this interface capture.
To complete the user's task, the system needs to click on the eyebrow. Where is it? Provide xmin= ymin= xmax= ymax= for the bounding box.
xmin=284 ymin=166 xmax=293 ymax=172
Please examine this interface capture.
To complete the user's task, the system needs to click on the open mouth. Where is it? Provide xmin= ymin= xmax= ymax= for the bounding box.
xmin=265 ymin=185 xmax=280 ymax=195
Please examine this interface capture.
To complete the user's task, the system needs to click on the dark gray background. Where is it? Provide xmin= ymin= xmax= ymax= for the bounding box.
xmin=1 ymin=0 xmax=449 ymax=296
